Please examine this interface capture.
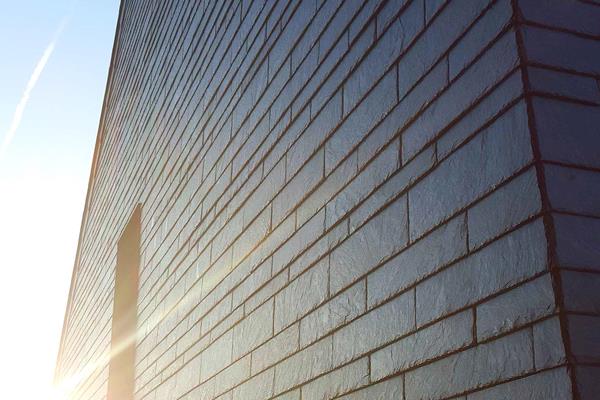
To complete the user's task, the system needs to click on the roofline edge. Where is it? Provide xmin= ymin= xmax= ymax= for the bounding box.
xmin=53 ymin=0 xmax=126 ymax=385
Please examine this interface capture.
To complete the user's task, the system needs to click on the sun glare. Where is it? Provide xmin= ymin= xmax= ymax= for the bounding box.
xmin=0 ymin=2 xmax=118 ymax=398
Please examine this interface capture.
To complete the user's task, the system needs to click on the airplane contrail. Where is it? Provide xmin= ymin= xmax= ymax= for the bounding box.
xmin=0 ymin=17 xmax=69 ymax=163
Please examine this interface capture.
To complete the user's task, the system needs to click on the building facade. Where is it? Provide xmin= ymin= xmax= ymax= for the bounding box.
xmin=55 ymin=0 xmax=600 ymax=399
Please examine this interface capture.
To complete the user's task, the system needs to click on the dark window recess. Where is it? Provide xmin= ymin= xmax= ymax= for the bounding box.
xmin=107 ymin=205 xmax=141 ymax=400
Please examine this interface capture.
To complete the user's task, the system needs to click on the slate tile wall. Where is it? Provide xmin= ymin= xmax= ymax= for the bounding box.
xmin=516 ymin=0 xmax=600 ymax=397
xmin=54 ymin=0 xmax=599 ymax=399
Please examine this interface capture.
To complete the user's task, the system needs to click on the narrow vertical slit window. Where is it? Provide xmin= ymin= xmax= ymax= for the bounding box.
xmin=107 ymin=205 xmax=141 ymax=400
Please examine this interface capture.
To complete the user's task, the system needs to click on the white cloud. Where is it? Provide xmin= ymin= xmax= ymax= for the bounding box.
xmin=0 ymin=17 xmax=69 ymax=163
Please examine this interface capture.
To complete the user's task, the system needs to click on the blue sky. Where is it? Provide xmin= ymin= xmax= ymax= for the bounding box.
xmin=0 ymin=1 xmax=118 ymax=397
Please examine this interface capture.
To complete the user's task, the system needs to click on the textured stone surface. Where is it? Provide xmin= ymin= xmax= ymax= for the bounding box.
xmin=367 ymin=214 xmax=467 ymax=308
xmin=523 ymin=26 xmax=600 ymax=76
xmin=476 ymin=274 xmax=555 ymax=341
xmin=533 ymin=317 xmax=566 ymax=369
xmin=545 ymin=164 xmax=600 ymax=217
xmin=55 ymin=1 xmax=600 ymax=399
xmin=405 ymin=329 xmax=534 ymax=400
xmin=528 ymin=67 xmax=600 ymax=104
xmin=416 ymin=220 xmax=547 ymax=326
xmin=232 ymin=369 xmax=274 ymax=400
xmin=330 ymin=196 xmax=408 ymax=295
xmin=371 ymin=310 xmax=473 ymax=380
xmin=332 ymin=290 xmax=414 ymax=366
xmin=232 ymin=299 xmax=273 ymax=358
xmin=467 ymin=168 xmax=541 ymax=249
xmin=409 ymin=102 xmax=532 ymax=239
xmin=274 ymin=337 xmax=333 ymax=394
xmin=300 ymin=357 xmax=369 ymax=400
xmin=274 ymin=257 xmax=328 ymax=332
xmin=467 ymin=367 xmax=572 ymax=400
xmin=561 ymin=270 xmax=600 ymax=314
xmin=437 ymin=71 xmax=524 ymax=159
xmin=300 ymin=280 xmax=365 ymax=347
xmin=326 ymin=70 xmax=397 ymax=174
xmin=567 ymin=315 xmax=600 ymax=363
xmin=402 ymin=30 xmax=520 ymax=161
xmin=554 ymin=214 xmax=600 ymax=271
xmin=533 ymin=97 xmax=600 ymax=169
xmin=519 ymin=0 xmax=600 ymax=36
xmin=397 ymin=0 xmax=491 ymax=100
xmin=251 ymin=323 xmax=299 ymax=375
xmin=525 ymin=12 xmax=600 ymax=396
xmin=448 ymin=0 xmax=512 ymax=79
xmin=326 ymin=141 xmax=399 ymax=230
xmin=213 ymin=356 xmax=250 ymax=397
xmin=338 ymin=375 xmax=403 ymax=400
xmin=201 ymin=331 xmax=233 ymax=381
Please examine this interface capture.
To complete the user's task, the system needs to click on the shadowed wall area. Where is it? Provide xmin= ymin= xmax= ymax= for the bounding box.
xmin=54 ymin=0 xmax=600 ymax=399
xmin=107 ymin=205 xmax=141 ymax=400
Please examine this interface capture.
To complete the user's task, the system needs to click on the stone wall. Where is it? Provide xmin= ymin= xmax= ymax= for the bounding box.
xmin=55 ymin=1 xmax=600 ymax=399
xmin=517 ymin=1 xmax=600 ymax=397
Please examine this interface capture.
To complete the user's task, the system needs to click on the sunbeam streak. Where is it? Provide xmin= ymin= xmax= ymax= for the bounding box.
xmin=53 ymin=244 xmax=256 ymax=399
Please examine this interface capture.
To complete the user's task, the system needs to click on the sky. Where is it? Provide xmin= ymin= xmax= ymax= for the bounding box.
xmin=0 ymin=1 xmax=119 ymax=398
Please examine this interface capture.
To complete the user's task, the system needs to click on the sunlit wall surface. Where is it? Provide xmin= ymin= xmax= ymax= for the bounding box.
xmin=54 ymin=0 xmax=600 ymax=399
